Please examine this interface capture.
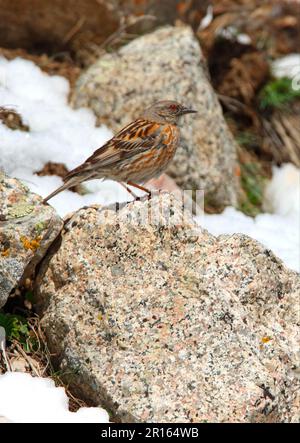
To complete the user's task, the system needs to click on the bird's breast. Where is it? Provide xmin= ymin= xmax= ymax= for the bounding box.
xmin=138 ymin=124 xmax=180 ymax=180
xmin=112 ymin=123 xmax=180 ymax=183
xmin=160 ymin=124 xmax=180 ymax=157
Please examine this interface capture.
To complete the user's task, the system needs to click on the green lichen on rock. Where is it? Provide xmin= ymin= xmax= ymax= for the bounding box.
xmin=34 ymin=221 xmax=47 ymax=235
xmin=8 ymin=203 xmax=35 ymax=219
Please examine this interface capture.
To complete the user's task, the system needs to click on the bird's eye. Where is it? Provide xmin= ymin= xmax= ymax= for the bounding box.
xmin=169 ymin=104 xmax=178 ymax=111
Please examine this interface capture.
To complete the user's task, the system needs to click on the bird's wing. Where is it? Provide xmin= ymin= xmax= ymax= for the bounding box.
xmin=64 ymin=119 xmax=163 ymax=181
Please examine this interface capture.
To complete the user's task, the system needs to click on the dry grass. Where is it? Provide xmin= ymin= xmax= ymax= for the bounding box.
xmin=0 ymin=313 xmax=87 ymax=412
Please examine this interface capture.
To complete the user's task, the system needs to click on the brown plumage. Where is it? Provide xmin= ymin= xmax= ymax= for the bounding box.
xmin=43 ymin=100 xmax=197 ymax=202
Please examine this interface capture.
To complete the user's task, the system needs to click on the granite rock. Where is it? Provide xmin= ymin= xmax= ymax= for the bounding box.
xmin=36 ymin=194 xmax=300 ymax=423
xmin=0 ymin=172 xmax=63 ymax=308
xmin=72 ymin=26 xmax=239 ymax=210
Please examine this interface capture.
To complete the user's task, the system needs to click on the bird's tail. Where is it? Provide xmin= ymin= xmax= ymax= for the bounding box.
xmin=42 ymin=166 xmax=98 ymax=203
xmin=43 ymin=181 xmax=74 ymax=203
xmin=43 ymin=166 xmax=86 ymax=203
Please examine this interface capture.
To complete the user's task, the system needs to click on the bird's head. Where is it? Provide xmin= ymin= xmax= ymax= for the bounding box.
xmin=143 ymin=100 xmax=197 ymax=125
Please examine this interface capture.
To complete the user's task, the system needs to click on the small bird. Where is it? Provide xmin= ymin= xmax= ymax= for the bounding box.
xmin=43 ymin=100 xmax=197 ymax=202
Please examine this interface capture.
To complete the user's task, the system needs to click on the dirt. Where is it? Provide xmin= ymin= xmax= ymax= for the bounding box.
xmin=36 ymin=162 xmax=70 ymax=179
xmin=1 ymin=0 xmax=299 ymax=419
xmin=0 ymin=106 xmax=29 ymax=131
xmin=0 ymin=0 xmax=120 ymax=61
xmin=217 ymin=52 xmax=270 ymax=104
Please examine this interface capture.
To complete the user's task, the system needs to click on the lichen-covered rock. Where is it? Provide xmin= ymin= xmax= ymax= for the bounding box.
xmin=36 ymin=194 xmax=299 ymax=423
xmin=0 ymin=172 xmax=63 ymax=308
xmin=72 ymin=26 xmax=239 ymax=210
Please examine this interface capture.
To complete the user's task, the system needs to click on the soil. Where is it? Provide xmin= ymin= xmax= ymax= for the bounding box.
xmin=0 ymin=106 xmax=29 ymax=131
xmin=0 ymin=47 xmax=81 ymax=92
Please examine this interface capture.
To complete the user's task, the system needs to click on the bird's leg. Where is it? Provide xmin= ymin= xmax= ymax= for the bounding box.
xmin=120 ymin=182 xmax=139 ymax=200
xmin=127 ymin=181 xmax=152 ymax=198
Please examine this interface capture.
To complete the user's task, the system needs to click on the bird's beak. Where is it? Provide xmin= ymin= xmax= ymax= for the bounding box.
xmin=181 ymin=107 xmax=197 ymax=115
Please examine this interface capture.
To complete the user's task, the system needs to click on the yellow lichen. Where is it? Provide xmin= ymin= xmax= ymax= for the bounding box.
xmin=20 ymin=235 xmax=41 ymax=251
xmin=1 ymin=248 xmax=10 ymax=257
xmin=261 ymin=336 xmax=272 ymax=344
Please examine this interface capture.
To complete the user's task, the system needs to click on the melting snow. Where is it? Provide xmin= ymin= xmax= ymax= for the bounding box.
xmin=0 ymin=372 xmax=109 ymax=423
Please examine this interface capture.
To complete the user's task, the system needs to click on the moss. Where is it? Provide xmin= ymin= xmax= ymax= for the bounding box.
xmin=35 ymin=221 xmax=47 ymax=235
xmin=236 ymin=131 xmax=260 ymax=149
xmin=259 ymin=77 xmax=300 ymax=110
xmin=238 ymin=162 xmax=266 ymax=217
xmin=0 ymin=312 xmax=30 ymax=348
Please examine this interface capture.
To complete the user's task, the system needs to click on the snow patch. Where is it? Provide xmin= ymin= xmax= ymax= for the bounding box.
xmin=197 ymin=164 xmax=300 ymax=272
xmin=0 ymin=372 xmax=109 ymax=423
xmin=272 ymin=54 xmax=300 ymax=82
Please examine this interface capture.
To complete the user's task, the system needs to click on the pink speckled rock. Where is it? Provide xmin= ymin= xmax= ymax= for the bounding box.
xmin=36 ymin=194 xmax=300 ymax=423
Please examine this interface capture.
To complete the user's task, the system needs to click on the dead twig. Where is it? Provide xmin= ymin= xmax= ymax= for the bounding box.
xmin=271 ymin=113 xmax=300 ymax=166
xmin=218 ymin=93 xmax=261 ymax=127
xmin=63 ymin=17 xmax=86 ymax=45
xmin=0 ymin=327 xmax=11 ymax=372
xmin=81 ymin=14 xmax=156 ymax=64
xmin=13 ymin=341 xmax=41 ymax=377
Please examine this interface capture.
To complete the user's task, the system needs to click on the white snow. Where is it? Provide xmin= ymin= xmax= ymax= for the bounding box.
xmin=217 ymin=26 xmax=252 ymax=45
xmin=263 ymin=163 xmax=300 ymax=217
xmin=272 ymin=54 xmax=300 ymax=80
xmin=198 ymin=5 xmax=214 ymax=31
xmin=198 ymin=164 xmax=300 ymax=272
xmin=0 ymin=372 xmax=109 ymax=423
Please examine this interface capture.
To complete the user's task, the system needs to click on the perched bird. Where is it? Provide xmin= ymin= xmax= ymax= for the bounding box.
xmin=43 ymin=100 xmax=197 ymax=202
